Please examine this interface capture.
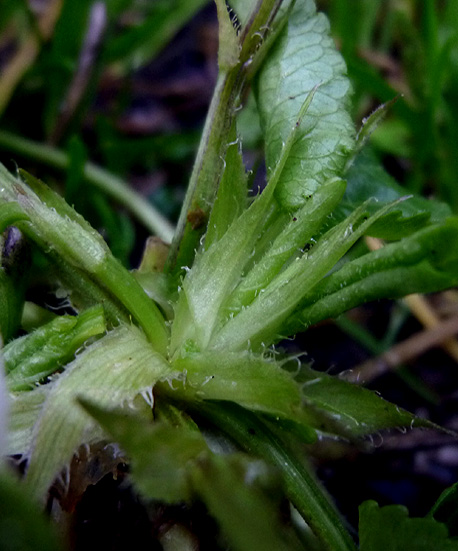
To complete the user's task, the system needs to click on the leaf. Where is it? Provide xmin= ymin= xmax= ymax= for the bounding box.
xmin=204 ymin=123 xmax=248 ymax=249
xmin=190 ymin=453 xmax=303 ymax=551
xmin=0 ymin=468 xmax=62 ymax=551
xmin=23 ymin=325 xmax=173 ymax=501
xmin=169 ymin=351 xmax=315 ymax=436
xmin=0 ymin=344 xmax=7 ymax=455
xmin=215 ymin=0 xmax=240 ymax=70
xmin=254 ymin=0 xmax=355 ymax=210
xmin=339 ymin=148 xmax=451 ymax=239
xmin=0 ymin=165 xmax=168 ymax=354
xmin=429 ymin=481 xmax=458 ymax=538
xmin=225 ymin=177 xmax=346 ymax=312
xmin=173 ymin=85 xmax=323 ymax=352
xmin=359 ymin=500 xmax=458 ymax=551
xmin=287 ymin=219 xmax=458 ymax=331
xmin=79 ymin=400 xmax=206 ymax=503
xmin=80 ymin=401 xmax=303 ymax=551
xmin=171 ymin=156 xmax=279 ymax=352
xmin=195 ymin=401 xmax=356 ymax=551
xmin=5 ymin=306 xmax=106 ymax=391
xmin=297 ymin=365 xmax=439 ymax=438
xmin=6 ymin=387 xmax=48 ymax=455
xmin=0 ymin=202 xmax=29 ymax=232
xmin=351 ymin=97 xmax=400 ymax=161
xmin=228 ymin=0 xmax=257 ymax=26
xmin=210 ymin=200 xmax=400 ymax=351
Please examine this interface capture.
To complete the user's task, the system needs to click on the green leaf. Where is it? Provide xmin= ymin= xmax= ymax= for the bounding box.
xmin=185 ymin=85 xmax=320 ymax=330
xmin=210 ymin=200 xmax=399 ymax=351
xmin=287 ymin=219 xmax=458 ymax=331
xmin=6 ymin=387 xmax=48 ymax=455
xmin=80 ymin=401 xmax=303 ymax=551
xmin=297 ymin=365 xmax=439 ymax=438
xmin=429 ymin=482 xmax=458 ymax=538
xmin=16 ymin=168 xmax=112 ymax=262
xmin=204 ymin=123 xmax=248 ymax=248
xmin=0 ymin=341 xmax=7 ymax=454
xmin=171 ymin=156 xmax=279 ymax=352
xmin=23 ymin=325 xmax=173 ymax=500
xmin=5 ymin=305 xmax=106 ymax=391
xmin=0 ymin=165 xmax=168 ymax=354
xmin=0 ymin=202 xmax=29 ymax=232
xmin=254 ymin=0 xmax=355 ymax=210
xmin=79 ymin=400 xmax=206 ymax=503
xmin=195 ymin=401 xmax=356 ymax=551
xmin=359 ymin=501 xmax=458 ymax=551
xmin=190 ymin=453 xmax=303 ymax=551
xmin=215 ymin=0 xmax=240 ymax=70
xmin=228 ymin=0 xmax=257 ymax=26
xmin=225 ymin=177 xmax=346 ymax=312
xmin=339 ymin=148 xmax=451 ymax=239
xmin=349 ymin=97 xmax=400 ymax=164
xmin=168 ymin=351 xmax=314 ymax=434
xmin=0 ymin=468 xmax=62 ymax=551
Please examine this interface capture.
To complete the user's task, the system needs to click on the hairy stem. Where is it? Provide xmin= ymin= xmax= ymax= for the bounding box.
xmin=165 ymin=0 xmax=292 ymax=276
xmin=165 ymin=69 xmax=242 ymax=275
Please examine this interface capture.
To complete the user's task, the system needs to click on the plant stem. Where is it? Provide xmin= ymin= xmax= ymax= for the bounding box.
xmin=165 ymin=69 xmax=241 ymax=274
xmin=97 ymin=257 xmax=169 ymax=356
xmin=165 ymin=0 xmax=293 ymax=275
xmin=195 ymin=402 xmax=357 ymax=551
xmin=0 ymin=130 xmax=175 ymax=243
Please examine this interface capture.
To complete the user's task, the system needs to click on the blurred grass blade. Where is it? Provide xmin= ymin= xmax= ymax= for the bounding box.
xmin=105 ymin=0 xmax=209 ymax=73
xmin=42 ymin=0 xmax=93 ymax=137
xmin=0 ymin=130 xmax=175 ymax=241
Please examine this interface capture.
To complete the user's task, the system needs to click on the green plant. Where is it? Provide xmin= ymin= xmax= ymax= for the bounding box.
xmin=1 ymin=1 xmax=458 ymax=550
